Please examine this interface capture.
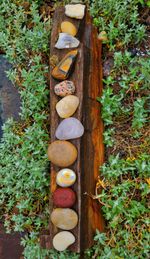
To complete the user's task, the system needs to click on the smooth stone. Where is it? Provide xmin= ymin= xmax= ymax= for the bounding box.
xmin=65 ymin=4 xmax=85 ymax=19
xmin=53 ymin=188 xmax=76 ymax=208
xmin=48 ymin=140 xmax=77 ymax=167
xmin=98 ymin=31 xmax=108 ymax=42
xmin=61 ymin=21 xmax=77 ymax=37
xmin=56 ymin=168 xmax=76 ymax=187
xmin=55 ymin=33 xmax=80 ymax=49
xmin=56 ymin=95 xmax=79 ymax=118
xmin=51 ymin=50 xmax=78 ymax=80
xmin=54 ymin=81 xmax=75 ymax=97
xmin=53 ymin=231 xmax=75 ymax=251
xmin=56 ymin=117 xmax=84 ymax=140
xmin=51 ymin=208 xmax=78 ymax=230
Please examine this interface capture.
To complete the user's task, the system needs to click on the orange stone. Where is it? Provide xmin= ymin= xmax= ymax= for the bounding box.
xmin=51 ymin=50 xmax=78 ymax=80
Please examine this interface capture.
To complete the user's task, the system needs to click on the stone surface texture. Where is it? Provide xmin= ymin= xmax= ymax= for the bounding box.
xmin=55 ymin=33 xmax=80 ymax=49
xmin=54 ymin=80 xmax=75 ymax=97
xmin=55 ymin=117 xmax=84 ymax=140
xmin=56 ymin=168 xmax=76 ymax=187
xmin=65 ymin=4 xmax=85 ymax=19
xmin=61 ymin=21 xmax=77 ymax=36
xmin=56 ymin=95 xmax=79 ymax=118
xmin=51 ymin=50 xmax=78 ymax=80
xmin=48 ymin=140 xmax=77 ymax=167
xmin=53 ymin=188 xmax=76 ymax=208
xmin=53 ymin=231 xmax=75 ymax=251
xmin=51 ymin=208 xmax=78 ymax=230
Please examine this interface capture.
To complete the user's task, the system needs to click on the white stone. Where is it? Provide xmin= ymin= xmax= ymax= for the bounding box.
xmin=65 ymin=4 xmax=86 ymax=19
xmin=55 ymin=33 xmax=80 ymax=49
xmin=53 ymin=231 xmax=75 ymax=251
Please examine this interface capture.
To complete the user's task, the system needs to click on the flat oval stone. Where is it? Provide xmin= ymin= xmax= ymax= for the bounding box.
xmin=53 ymin=231 xmax=75 ymax=251
xmin=56 ymin=117 xmax=84 ymax=140
xmin=56 ymin=168 xmax=76 ymax=187
xmin=61 ymin=21 xmax=77 ymax=36
xmin=56 ymin=95 xmax=79 ymax=118
xmin=51 ymin=208 xmax=78 ymax=230
xmin=54 ymin=81 xmax=75 ymax=97
xmin=55 ymin=33 xmax=80 ymax=49
xmin=48 ymin=140 xmax=77 ymax=167
xmin=51 ymin=50 xmax=78 ymax=81
xmin=65 ymin=4 xmax=86 ymax=19
xmin=53 ymin=188 xmax=76 ymax=208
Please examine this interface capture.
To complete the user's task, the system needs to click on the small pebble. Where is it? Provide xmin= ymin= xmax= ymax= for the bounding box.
xmin=98 ymin=31 xmax=108 ymax=42
xmin=56 ymin=168 xmax=76 ymax=187
xmin=65 ymin=4 xmax=85 ymax=19
xmin=53 ymin=231 xmax=75 ymax=251
xmin=61 ymin=21 xmax=77 ymax=37
xmin=51 ymin=208 xmax=78 ymax=230
xmin=48 ymin=140 xmax=77 ymax=167
xmin=53 ymin=188 xmax=76 ymax=208
xmin=54 ymin=81 xmax=75 ymax=97
xmin=56 ymin=95 xmax=79 ymax=118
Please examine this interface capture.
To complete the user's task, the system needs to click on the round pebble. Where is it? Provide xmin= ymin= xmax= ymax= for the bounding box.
xmin=53 ymin=231 xmax=75 ymax=251
xmin=48 ymin=140 xmax=77 ymax=167
xmin=54 ymin=81 xmax=75 ymax=97
xmin=55 ymin=117 xmax=84 ymax=140
xmin=53 ymin=188 xmax=76 ymax=208
xmin=51 ymin=208 xmax=78 ymax=230
xmin=56 ymin=95 xmax=79 ymax=118
xmin=56 ymin=168 xmax=76 ymax=187
xmin=61 ymin=21 xmax=77 ymax=36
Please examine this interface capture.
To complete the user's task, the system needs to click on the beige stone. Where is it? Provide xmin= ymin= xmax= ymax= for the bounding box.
xmin=53 ymin=231 xmax=75 ymax=251
xmin=51 ymin=208 xmax=78 ymax=230
xmin=65 ymin=4 xmax=85 ymax=19
xmin=48 ymin=140 xmax=77 ymax=167
xmin=56 ymin=95 xmax=79 ymax=118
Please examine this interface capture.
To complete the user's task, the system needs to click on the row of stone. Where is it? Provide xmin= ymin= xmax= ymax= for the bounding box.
xmin=48 ymin=3 xmax=85 ymax=252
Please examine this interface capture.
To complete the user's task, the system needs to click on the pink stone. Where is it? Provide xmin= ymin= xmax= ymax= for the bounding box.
xmin=54 ymin=81 xmax=75 ymax=97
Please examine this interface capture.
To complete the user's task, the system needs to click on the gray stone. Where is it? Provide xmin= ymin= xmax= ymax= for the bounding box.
xmin=56 ymin=117 xmax=84 ymax=140
xmin=55 ymin=33 xmax=80 ymax=49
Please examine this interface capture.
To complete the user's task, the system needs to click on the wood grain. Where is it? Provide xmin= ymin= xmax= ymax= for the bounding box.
xmin=43 ymin=7 xmax=105 ymax=253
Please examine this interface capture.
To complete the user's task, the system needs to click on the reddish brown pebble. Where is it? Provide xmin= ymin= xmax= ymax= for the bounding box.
xmin=53 ymin=188 xmax=76 ymax=208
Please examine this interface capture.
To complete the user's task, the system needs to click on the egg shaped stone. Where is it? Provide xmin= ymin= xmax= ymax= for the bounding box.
xmin=56 ymin=168 xmax=76 ymax=187
xmin=61 ymin=21 xmax=77 ymax=36
xmin=48 ymin=140 xmax=77 ymax=167
xmin=53 ymin=188 xmax=76 ymax=208
xmin=55 ymin=117 xmax=84 ymax=140
xmin=54 ymin=81 xmax=75 ymax=97
xmin=56 ymin=95 xmax=79 ymax=118
xmin=51 ymin=208 xmax=78 ymax=230
xmin=53 ymin=231 xmax=75 ymax=251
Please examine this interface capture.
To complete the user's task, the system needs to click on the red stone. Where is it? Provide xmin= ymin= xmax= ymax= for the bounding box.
xmin=53 ymin=188 xmax=76 ymax=208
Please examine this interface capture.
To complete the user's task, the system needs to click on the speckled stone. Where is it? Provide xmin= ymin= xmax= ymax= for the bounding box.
xmin=65 ymin=4 xmax=85 ymax=19
xmin=54 ymin=81 xmax=75 ymax=97
xmin=56 ymin=95 xmax=79 ymax=118
xmin=53 ymin=231 xmax=75 ymax=251
xmin=48 ymin=140 xmax=77 ymax=167
xmin=56 ymin=168 xmax=76 ymax=187
xmin=51 ymin=50 xmax=78 ymax=81
xmin=51 ymin=208 xmax=78 ymax=230
xmin=61 ymin=21 xmax=77 ymax=36
xmin=55 ymin=117 xmax=84 ymax=140
xmin=55 ymin=33 xmax=80 ymax=49
xmin=53 ymin=188 xmax=76 ymax=208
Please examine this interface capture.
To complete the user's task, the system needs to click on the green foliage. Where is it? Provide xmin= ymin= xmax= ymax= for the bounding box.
xmin=90 ymin=0 xmax=146 ymax=49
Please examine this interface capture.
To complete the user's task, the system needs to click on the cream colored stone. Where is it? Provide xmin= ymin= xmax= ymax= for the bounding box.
xmin=56 ymin=95 xmax=79 ymax=118
xmin=65 ymin=4 xmax=85 ymax=19
xmin=53 ymin=231 xmax=75 ymax=251
xmin=56 ymin=168 xmax=76 ymax=187
xmin=51 ymin=208 xmax=78 ymax=230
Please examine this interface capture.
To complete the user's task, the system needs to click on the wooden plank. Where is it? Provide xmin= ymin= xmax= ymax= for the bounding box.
xmin=48 ymin=7 xmax=104 ymax=253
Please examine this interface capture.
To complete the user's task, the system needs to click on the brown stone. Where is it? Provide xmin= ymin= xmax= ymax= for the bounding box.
xmin=47 ymin=140 xmax=77 ymax=167
xmin=51 ymin=208 xmax=78 ymax=230
xmin=51 ymin=50 xmax=78 ymax=80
